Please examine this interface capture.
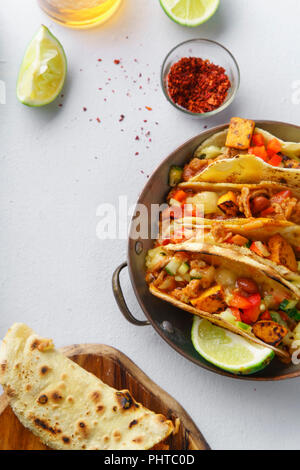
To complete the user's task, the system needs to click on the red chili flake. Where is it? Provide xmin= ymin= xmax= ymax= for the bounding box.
xmin=167 ymin=57 xmax=231 ymax=114
xmin=135 ymin=136 xmax=140 ymax=141
xmin=119 ymin=114 xmax=125 ymax=122
xmin=145 ymin=106 xmax=152 ymax=111
xmin=135 ymin=152 xmax=139 ymax=156
xmin=143 ymin=120 xmax=147 ymax=123
xmin=114 ymin=59 xmax=120 ymax=65
xmin=58 ymin=104 xmax=63 ymax=107
xmin=98 ymin=59 xmax=102 ymax=62
xmin=96 ymin=117 xmax=101 ymax=123
xmin=145 ymin=131 xmax=150 ymax=137
xmin=83 ymin=107 xmax=87 ymax=112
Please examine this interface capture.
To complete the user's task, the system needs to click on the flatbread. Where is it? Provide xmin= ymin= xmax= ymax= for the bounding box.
xmin=192 ymin=127 xmax=300 ymax=186
xmin=0 ymin=324 xmax=173 ymax=450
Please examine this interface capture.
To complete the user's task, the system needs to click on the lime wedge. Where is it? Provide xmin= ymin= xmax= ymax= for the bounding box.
xmin=17 ymin=25 xmax=67 ymax=107
xmin=191 ymin=317 xmax=275 ymax=375
xmin=160 ymin=0 xmax=220 ymax=27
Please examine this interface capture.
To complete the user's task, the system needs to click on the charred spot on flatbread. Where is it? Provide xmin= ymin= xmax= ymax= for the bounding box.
xmin=33 ymin=417 xmax=61 ymax=435
xmin=77 ymin=421 xmax=89 ymax=438
xmin=62 ymin=436 xmax=71 ymax=445
xmin=40 ymin=365 xmax=51 ymax=376
xmin=115 ymin=390 xmax=134 ymax=410
xmin=50 ymin=390 xmax=63 ymax=402
xmin=90 ymin=390 xmax=102 ymax=403
xmin=0 ymin=361 xmax=7 ymax=373
xmin=129 ymin=419 xmax=138 ymax=428
xmin=37 ymin=394 xmax=48 ymax=405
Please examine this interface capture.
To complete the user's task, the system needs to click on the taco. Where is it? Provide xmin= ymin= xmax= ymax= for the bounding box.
xmin=165 ymin=218 xmax=300 ymax=296
xmin=164 ymin=182 xmax=300 ymax=227
xmin=145 ymin=244 xmax=300 ymax=361
xmin=168 ymin=117 xmax=300 ymax=187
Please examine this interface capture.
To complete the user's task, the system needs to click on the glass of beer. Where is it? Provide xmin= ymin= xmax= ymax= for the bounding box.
xmin=38 ymin=0 xmax=122 ymax=28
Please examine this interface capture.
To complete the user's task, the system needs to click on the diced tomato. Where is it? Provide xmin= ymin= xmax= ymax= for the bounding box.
xmin=173 ymin=190 xmax=187 ymax=202
xmin=227 ymin=234 xmax=249 ymax=246
xmin=260 ymin=310 xmax=271 ymax=321
xmin=240 ymin=310 xmax=253 ymax=325
xmin=230 ymin=307 xmax=241 ymax=322
xmin=267 ymin=138 xmax=282 ymax=155
xmin=268 ymin=154 xmax=282 ymax=167
xmin=271 ymin=190 xmax=292 ymax=204
xmin=250 ymin=241 xmax=270 ymax=258
xmin=251 ymin=134 xmax=265 ymax=147
xmin=249 ymin=146 xmax=268 ymax=162
xmin=229 ymin=294 xmax=252 ymax=310
xmin=241 ymin=294 xmax=261 ymax=323
xmin=260 ymin=206 xmax=275 ymax=217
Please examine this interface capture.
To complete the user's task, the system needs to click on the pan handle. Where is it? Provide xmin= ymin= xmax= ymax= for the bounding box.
xmin=112 ymin=262 xmax=150 ymax=326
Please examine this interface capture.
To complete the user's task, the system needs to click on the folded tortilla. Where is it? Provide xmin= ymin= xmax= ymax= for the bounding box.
xmin=0 ymin=324 xmax=173 ymax=450
xmin=147 ymin=244 xmax=293 ymax=360
xmin=192 ymin=127 xmax=300 ymax=186
xmin=170 ymin=217 xmax=300 ymax=295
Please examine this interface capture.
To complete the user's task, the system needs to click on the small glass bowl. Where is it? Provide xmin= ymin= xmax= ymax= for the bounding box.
xmin=161 ymin=38 xmax=240 ymax=118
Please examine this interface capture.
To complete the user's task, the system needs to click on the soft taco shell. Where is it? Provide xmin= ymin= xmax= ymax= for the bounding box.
xmin=178 ymin=181 xmax=300 ymax=199
xmin=149 ymin=246 xmax=291 ymax=360
xmin=170 ymin=220 xmax=300 ymax=297
xmin=192 ymin=127 xmax=300 ymax=186
xmin=0 ymin=323 xmax=173 ymax=450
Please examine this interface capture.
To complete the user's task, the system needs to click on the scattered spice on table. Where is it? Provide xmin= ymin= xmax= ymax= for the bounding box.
xmin=119 ymin=114 xmax=125 ymax=122
xmin=167 ymin=57 xmax=231 ymax=114
xmin=83 ymin=107 xmax=87 ymax=112
xmin=145 ymin=106 xmax=152 ymax=111
xmin=114 ymin=59 xmax=120 ymax=65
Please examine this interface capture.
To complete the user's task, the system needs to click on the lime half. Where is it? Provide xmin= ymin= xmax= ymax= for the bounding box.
xmin=160 ymin=0 xmax=220 ymax=27
xmin=191 ymin=317 xmax=275 ymax=375
xmin=17 ymin=25 xmax=67 ymax=107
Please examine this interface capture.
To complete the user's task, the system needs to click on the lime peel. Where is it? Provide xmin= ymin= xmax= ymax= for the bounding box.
xmin=160 ymin=0 xmax=220 ymax=27
xmin=17 ymin=25 xmax=67 ymax=107
xmin=191 ymin=317 xmax=275 ymax=375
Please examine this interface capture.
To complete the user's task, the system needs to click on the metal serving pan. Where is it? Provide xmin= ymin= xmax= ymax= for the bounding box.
xmin=113 ymin=120 xmax=300 ymax=381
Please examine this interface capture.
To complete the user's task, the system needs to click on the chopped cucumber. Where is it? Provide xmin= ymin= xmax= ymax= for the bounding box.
xmin=237 ymin=322 xmax=252 ymax=332
xmin=175 ymin=275 xmax=184 ymax=282
xmin=169 ymin=166 xmax=183 ymax=187
xmin=190 ymin=269 xmax=202 ymax=279
xmin=270 ymin=311 xmax=288 ymax=327
xmin=279 ymin=299 xmax=298 ymax=311
xmin=219 ymin=309 xmax=236 ymax=325
xmin=178 ymin=262 xmax=190 ymax=276
xmin=145 ymin=247 xmax=168 ymax=270
xmin=165 ymin=258 xmax=182 ymax=276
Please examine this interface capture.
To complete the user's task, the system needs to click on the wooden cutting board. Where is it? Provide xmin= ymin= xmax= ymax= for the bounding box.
xmin=0 ymin=344 xmax=210 ymax=450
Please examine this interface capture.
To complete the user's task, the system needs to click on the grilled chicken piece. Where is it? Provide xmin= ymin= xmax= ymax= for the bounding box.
xmin=253 ymin=321 xmax=288 ymax=346
xmin=268 ymin=234 xmax=298 ymax=272
xmin=225 ymin=117 xmax=255 ymax=150
xmin=217 ymin=191 xmax=239 ymax=217
xmin=191 ymin=285 xmax=226 ymax=314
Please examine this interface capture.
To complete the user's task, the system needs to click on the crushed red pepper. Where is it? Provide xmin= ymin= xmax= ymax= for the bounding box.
xmin=167 ymin=57 xmax=231 ymax=114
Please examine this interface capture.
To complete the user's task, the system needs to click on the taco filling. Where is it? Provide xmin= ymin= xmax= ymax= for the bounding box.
xmin=165 ymin=184 xmax=300 ymax=225
xmin=169 ymin=117 xmax=300 ymax=184
xmin=146 ymin=247 xmax=299 ymax=358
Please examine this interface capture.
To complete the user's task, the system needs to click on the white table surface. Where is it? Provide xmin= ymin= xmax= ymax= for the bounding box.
xmin=1 ymin=0 xmax=300 ymax=451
